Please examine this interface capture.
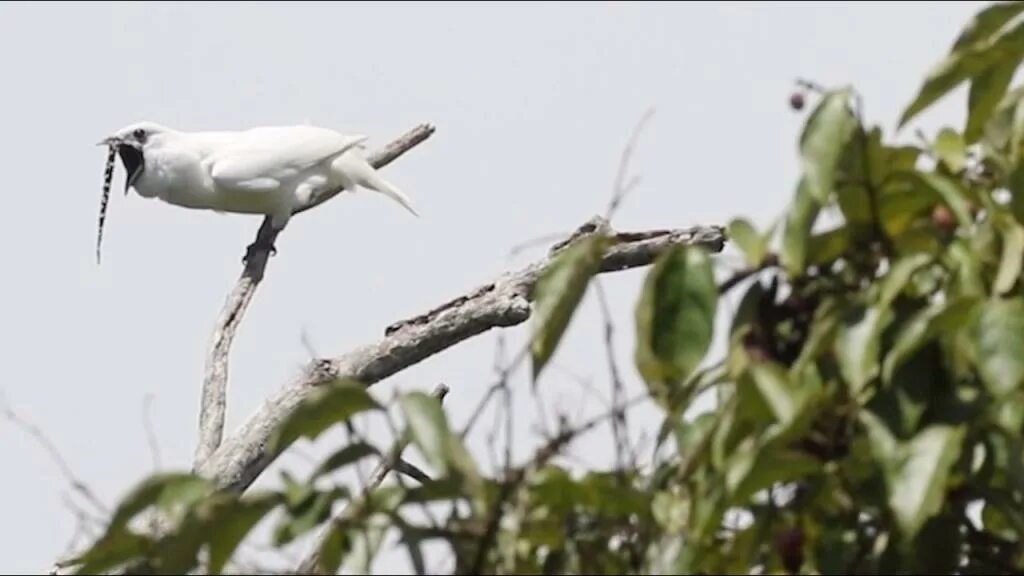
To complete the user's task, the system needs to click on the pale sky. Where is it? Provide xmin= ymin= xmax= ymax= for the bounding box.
xmin=0 ymin=1 xmax=988 ymax=573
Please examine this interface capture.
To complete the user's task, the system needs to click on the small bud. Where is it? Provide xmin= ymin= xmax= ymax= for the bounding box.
xmin=789 ymin=92 xmax=805 ymax=111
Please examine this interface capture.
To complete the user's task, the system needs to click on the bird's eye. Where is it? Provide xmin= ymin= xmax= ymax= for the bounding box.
xmin=133 ymin=128 xmax=146 ymax=141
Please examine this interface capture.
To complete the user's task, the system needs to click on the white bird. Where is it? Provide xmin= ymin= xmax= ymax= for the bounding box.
xmin=95 ymin=121 xmax=418 ymax=262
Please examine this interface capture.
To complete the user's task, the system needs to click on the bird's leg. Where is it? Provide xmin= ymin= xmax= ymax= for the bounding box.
xmin=243 ymin=216 xmax=281 ymax=264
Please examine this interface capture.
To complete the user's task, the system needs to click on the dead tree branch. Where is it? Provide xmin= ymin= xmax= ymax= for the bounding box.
xmin=193 ymin=124 xmax=437 ymax=467
xmin=195 ymin=217 xmax=727 ymax=493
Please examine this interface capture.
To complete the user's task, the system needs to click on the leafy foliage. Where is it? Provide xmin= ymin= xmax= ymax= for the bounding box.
xmin=61 ymin=3 xmax=1024 ymax=574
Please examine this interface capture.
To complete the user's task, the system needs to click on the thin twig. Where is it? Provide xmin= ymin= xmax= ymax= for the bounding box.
xmin=594 ymin=279 xmax=634 ymax=472
xmin=2 ymin=395 xmax=108 ymax=516
xmin=606 ymin=107 xmax=656 ymax=220
xmin=193 ymin=124 xmax=437 ymax=468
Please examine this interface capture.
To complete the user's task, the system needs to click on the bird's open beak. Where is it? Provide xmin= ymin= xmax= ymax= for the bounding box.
xmin=97 ymin=136 xmax=121 ymax=147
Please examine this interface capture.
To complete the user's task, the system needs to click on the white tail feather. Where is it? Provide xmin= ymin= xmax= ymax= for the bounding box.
xmin=332 ymin=150 xmax=419 ymax=217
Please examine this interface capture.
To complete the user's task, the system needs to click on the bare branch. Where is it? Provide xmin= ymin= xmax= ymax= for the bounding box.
xmin=193 ymin=124 xmax=437 ymax=468
xmin=195 ymin=218 xmax=726 ymax=495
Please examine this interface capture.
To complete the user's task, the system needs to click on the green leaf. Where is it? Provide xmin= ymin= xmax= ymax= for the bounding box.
xmin=265 ymin=378 xmax=382 ymax=458
xmin=107 ymin=472 xmax=214 ymax=531
xmin=953 ymin=1 xmax=1024 ymax=51
xmin=877 ymin=253 xmax=934 ymax=308
xmin=748 ymin=361 xmax=812 ymax=427
xmin=274 ymin=488 xmax=343 ymax=546
xmin=860 ymin=409 xmax=899 ymax=464
xmin=903 ymin=171 xmax=974 ymax=227
xmin=888 ymin=425 xmax=967 ymax=540
xmin=967 ymin=58 xmax=1020 ymax=142
xmin=971 ymin=297 xmax=1024 ymax=396
xmin=994 ymin=215 xmax=1024 ymax=295
xmin=792 ymin=298 xmax=841 ymax=374
xmin=835 ymin=304 xmax=892 ymax=397
xmin=531 ymin=233 xmax=608 ymax=379
xmin=806 ymin=226 xmax=851 ymax=266
xmin=799 ymin=88 xmax=858 ymax=203
xmin=634 ymin=245 xmax=717 ymax=406
xmin=311 ymin=442 xmax=381 ymax=481
xmin=316 ymin=521 xmax=353 ymax=575
xmin=69 ymin=531 xmax=153 ymax=575
xmin=781 ymin=178 xmax=821 ymax=276
xmin=882 ymin=297 xmax=981 ymax=383
xmin=204 ymin=493 xmax=279 ymax=575
xmin=726 ymin=447 xmax=821 ymax=504
xmin=399 ymin=391 xmax=452 ymax=476
xmin=899 ymin=17 xmax=1024 ymax=128
xmin=398 ymin=393 xmax=481 ymax=503
xmin=933 ymin=127 xmax=968 ymax=173
xmin=727 ymin=218 xmax=765 ymax=267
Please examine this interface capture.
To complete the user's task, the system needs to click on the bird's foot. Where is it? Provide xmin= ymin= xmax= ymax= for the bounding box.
xmin=243 ymin=238 xmax=278 ymax=264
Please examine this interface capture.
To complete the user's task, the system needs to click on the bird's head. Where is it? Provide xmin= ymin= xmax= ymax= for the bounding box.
xmin=93 ymin=121 xmax=174 ymax=265
xmin=98 ymin=121 xmax=174 ymax=191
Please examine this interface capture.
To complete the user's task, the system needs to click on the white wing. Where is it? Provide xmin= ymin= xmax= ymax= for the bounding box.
xmin=206 ymin=126 xmax=368 ymax=193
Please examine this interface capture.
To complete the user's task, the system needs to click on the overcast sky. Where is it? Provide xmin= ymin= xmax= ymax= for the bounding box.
xmin=0 ymin=1 xmax=989 ymax=573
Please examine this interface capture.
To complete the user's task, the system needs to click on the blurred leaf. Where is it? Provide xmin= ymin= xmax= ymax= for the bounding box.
xmin=531 ymin=233 xmax=608 ymax=379
xmin=781 ymin=179 xmax=821 ymax=276
xmin=274 ymin=488 xmax=343 ymax=546
xmin=800 ymin=88 xmax=858 ymax=203
xmin=728 ymin=218 xmax=766 ymax=267
xmin=994 ymin=215 xmax=1024 ymax=295
xmin=106 ymin=472 xmax=214 ymax=532
xmin=878 ymin=253 xmax=934 ymax=308
xmin=317 ymin=523 xmax=353 ymax=575
xmin=902 ymin=171 xmax=974 ymax=227
xmin=266 ymin=378 xmax=382 ymax=458
xmin=899 ymin=16 xmax=1024 ymax=128
xmin=792 ymin=298 xmax=841 ymax=373
xmin=889 ymin=425 xmax=966 ymax=540
xmin=883 ymin=297 xmax=981 ymax=383
xmin=634 ymin=245 xmax=717 ymax=406
xmin=967 ymin=58 xmax=1020 ymax=142
xmin=725 ymin=443 xmax=820 ymax=504
xmin=399 ymin=391 xmax=454 ymax=476
xmin=403 ymin=477 xmax=472 ymax=506
xmin=836 ymin=304 xmax=892 ymax=397
xmin=69 ymin=531 xmax=153 ymax=576
xmin=652 ymin=491 xmax=689 ymax=533
xmin=971 ymin=297 xmax=1024 ymax=396
xmin=983 ymin=85 xmax=1024 ymax=156
xmin=398 ymin=392 xmax=482 ymax=508
xmin=934 ymin=127 xmax=968 ymax=173
xmin=860 ymin=409 xmax=900 ymax=465
xmin=311 ymin=442 xmax=381 ymax=481
xmin=953 ymin=1 xmax=1024 ymax=50
xmin=344 ymin=518 xmax=389 ymax=574
xmin=205 ymin=493 xmax=279 ymax=575
xmin=807 ymin=226 xmax=851 ymax=266
xmin=749 ymin=361 xmax=814 ymax=427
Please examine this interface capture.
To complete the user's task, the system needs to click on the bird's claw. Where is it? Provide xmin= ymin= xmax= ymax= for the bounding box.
xmin=242 ymin=240 xmax=277 ymax=264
